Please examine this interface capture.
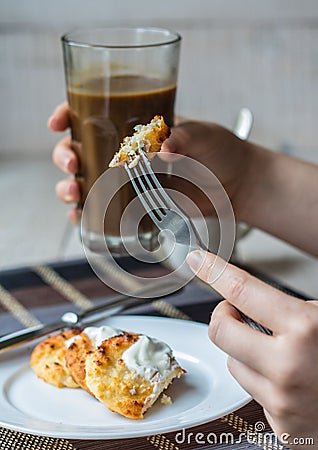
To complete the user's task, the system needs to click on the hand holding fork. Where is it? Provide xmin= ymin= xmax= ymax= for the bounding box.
xmin=125 ymin=147 xmax=271 ymax=336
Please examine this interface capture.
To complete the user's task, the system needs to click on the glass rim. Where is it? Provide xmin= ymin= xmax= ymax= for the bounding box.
xmin=61 ymin=26 xmax=181 ymax=49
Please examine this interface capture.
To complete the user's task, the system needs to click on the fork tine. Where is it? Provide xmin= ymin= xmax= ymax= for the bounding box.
xmin=139 ymin=151 xmax=179 ymax=210
xmin=137 ymin=162 xmax=167 ymax=210
xmin=130 ymin=164 xmax=164 ymax=215
xmin=138 ymin=151 xmax=210 ymax=251
xmin=125 ymin=163 xmax=162 ymax=224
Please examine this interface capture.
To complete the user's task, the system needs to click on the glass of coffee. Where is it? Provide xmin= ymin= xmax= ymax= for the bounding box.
xmin=61 ymin=27 xmax=181 ymax=254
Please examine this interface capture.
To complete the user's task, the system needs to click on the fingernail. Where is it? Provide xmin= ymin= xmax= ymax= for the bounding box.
xmin=186 ymin=250 xmax=205 ymax=272
xmin=62 ymin=183 xmax=76 ymax=202
xmin=47 ymin=115 xmax=55 ymax=128
xmin=62 ymin=154 xmax=73 ymax=172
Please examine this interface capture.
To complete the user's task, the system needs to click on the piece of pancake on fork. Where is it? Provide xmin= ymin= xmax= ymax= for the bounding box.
xmin=109 ymin=115 xmax=170 ymax=169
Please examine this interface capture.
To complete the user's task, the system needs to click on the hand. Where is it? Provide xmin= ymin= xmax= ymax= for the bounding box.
xmin=161 ymin=121 xmax=254 ymax=219
xmin=49 ymin=102 xmax=254 ymax=222
xmin=186 ymin=250 xmax=318 ymax=449
xmin=48 ymin=102 xmax=80 ymax=224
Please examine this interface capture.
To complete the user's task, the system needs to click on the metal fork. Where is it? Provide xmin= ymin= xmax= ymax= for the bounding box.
xmin=125 ymin=150 xmax=208 ymax=252
xmin=125 ymin=150 xmax=272 ymax=336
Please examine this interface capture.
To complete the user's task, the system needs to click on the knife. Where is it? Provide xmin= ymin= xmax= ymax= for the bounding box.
xmin=0 ymin=278 xmax=182 ymax=353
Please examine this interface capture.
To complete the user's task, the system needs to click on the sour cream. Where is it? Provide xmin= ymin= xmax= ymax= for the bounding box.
xmin=122 ymin=335 xmax=174 ymax=380
xmin=65 ymin=325 xmax=123 ymax=349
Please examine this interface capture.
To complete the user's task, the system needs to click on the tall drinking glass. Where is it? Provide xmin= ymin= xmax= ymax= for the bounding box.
xmin=62 ymin=27 xmax=181 ymax=254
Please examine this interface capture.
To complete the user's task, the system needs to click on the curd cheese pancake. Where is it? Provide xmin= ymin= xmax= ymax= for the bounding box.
xmin=85 ymin=332 xmax=185 ymax=420
xmin=109 ymin=115 xmax=170 ymax=169
xmin=65 ymin=325 xmax=123 ymax=395
xmin=30 ymin=324 xmax=185 ymax=419
xmin=30 ymin=329 xmax=81 ymax=388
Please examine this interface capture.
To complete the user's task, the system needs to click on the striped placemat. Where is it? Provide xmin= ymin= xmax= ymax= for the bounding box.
xmin=0 ymin=257 xmax=301 ymax=450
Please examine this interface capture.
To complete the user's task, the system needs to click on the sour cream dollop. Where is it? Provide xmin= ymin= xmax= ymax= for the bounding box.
xmin=65 ymin=325 xmax=123 ymax=349
xmin=122 ymin=335 xmax=174 ymax=380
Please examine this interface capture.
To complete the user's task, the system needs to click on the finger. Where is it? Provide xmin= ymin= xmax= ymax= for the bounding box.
xmin=67 ymin=207 xmax=81 ymax=225
xmin=187 ymin=250 xmax=302 ymax=333
xmin=227 ymin=356 xmax=273 ymax=407
xmin=48 ymin=102 xmax=71 ymax=131
xmin=309 ymin=300 xmax=318 ymax=307
xmin=228 ymin=359 xmax=301 ymax=437
xmin=52 ymin=136 xmax=78 ymax=174
xmin=55 ymin=178 xmax=80 ymax=203
xmin=209 ymin=300 xmax=273 ymax=375
xmin=157 ymin=148 xmax=183 ymax=163
xmin=160 ymin=126 xmax=191 ymax=156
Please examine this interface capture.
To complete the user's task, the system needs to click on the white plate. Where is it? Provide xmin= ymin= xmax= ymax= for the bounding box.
xmin=0 ymin=316 xmax=251 ymax=439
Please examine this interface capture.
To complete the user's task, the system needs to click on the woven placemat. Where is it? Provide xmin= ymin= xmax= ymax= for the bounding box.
xmin=0 ymin=257 xmax=301 ymax=450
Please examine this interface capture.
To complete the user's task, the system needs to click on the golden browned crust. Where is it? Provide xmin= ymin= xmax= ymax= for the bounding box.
xmin=85 ymin=333 xmax=184 ymax=420
xmin=65 ymin=331 xmax=94 ymax=395
xmin=30 ymin=326 xmax=185 ymax=419
xmin=109 ymin=115 xmax=170 ymax=168
xmin=30 ymin=330 xmax=81 ymax=388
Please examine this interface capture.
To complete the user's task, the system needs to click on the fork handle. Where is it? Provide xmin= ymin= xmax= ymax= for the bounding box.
xmin=239 ymin=311 xmax=272 ymax=335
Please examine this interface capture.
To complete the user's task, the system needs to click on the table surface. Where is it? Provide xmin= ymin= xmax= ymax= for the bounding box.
xmin=1 ymin=156 xmax=317 ymax=300
xmin=0 ymin=256 xmax=303 ymax=450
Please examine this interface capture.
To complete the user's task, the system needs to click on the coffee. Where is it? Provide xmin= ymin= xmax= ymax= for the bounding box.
xmin=67 ymin=75 xmax=176 ymax=241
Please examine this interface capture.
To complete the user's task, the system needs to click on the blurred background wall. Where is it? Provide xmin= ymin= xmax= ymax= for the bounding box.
xmin=1 ymin=0 xmax=318 ymax=297
xmin=1 ymin=0 xmax=318 ymax=158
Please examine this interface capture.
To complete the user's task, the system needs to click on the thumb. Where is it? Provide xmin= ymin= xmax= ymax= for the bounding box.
xmin=160 ymin=124 xmax=193 ymax=161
